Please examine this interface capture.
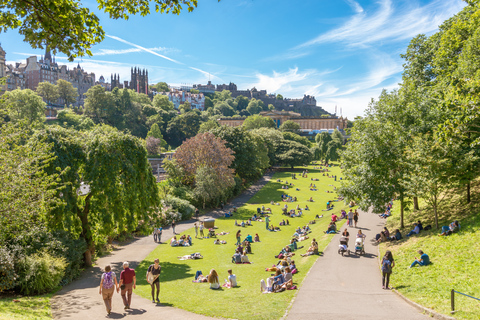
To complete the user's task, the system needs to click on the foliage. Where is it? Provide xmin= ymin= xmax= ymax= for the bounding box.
xmin=153 ymin=94 xmax=174 ymax=111
xmin=146 ymin=136 xmax=162 ymax=155
xmin=250 ymin=127 xmax=284 ymax=166
xmin=147 ymin=123 xmax=166 ymax=148
xmin=246 ymin=98 xmax=263 ymax=115
xmin=276 ymin=94 xmax=283 ymax=100
xmin=164 ymin=195 xmax=195 ymax=221
xmin=0 ymin=0 xmax=204 ymax=60
xmin=15 ymin=252 xmax=66 ymax=295
xmin=279 ymin=120 xmax=300 ymax=133
xmin=36 ymin=82 xmax=59 ymax=105
xmin=242 ymin=114 xmax=275 ymax=130
xmin=0 ymin=89 xmax=46 ymax=125
xmin=0 ymin=247 xmax=16 ymax=292
xmin=56 ymin=80 xmax=78 ymax=107
xmin=273 ymin=139 xmax=312 ymax=169
xmin=151 ymin=82 xmax=169 ymax=93
xmin=56 ymin=108 xmax=94 ymax=131
xmin=282 ymin=131 xmax=309 ymax=146
xmin=165 ymin=111 xmax=202 ymax=147
xmin=198 ymin=119 xmax=219 ymax=133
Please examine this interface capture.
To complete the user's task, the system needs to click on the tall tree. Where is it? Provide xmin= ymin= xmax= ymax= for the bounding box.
xmin=36 ymin=82 xmax=59 ymax=105
xmin=242 ymin=114 xmax=276 ymax=130
xmin=273 ymin=139 xmax=312 ymax=169
xmin=0 ymin=89 xmax=46 ymax=125
xmin=57 ymin=79 xmax=78 ymax=107
xmin=279 ymin=120 xmax=300 ymax=133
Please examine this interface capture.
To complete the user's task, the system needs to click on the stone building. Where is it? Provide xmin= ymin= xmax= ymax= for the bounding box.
xmin=111 ymin=67 xmax=149 ymax=94
xmin=218 ymin=110 xmax=348 ymax=134
xmin=154 ymin=89 xmax=205 ymax=110
xmin=0 ymin=44 xmax=26 ymax=92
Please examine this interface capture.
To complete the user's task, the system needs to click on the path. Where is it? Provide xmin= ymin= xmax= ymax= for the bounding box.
xmin=285 ymin=209 xmax=428 ymax=320
xmin=51 ymin=172 xmax=274 ymax=320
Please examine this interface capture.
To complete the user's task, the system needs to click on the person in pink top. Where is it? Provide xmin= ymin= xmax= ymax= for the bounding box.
xmin=331 ymin=213 xmax=338 ymax=222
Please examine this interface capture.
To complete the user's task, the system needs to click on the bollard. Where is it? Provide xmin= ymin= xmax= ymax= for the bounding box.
xmin=451 ymin=289 xmax=455 ymax=314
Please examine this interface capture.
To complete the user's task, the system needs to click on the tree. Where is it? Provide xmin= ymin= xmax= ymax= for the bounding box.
xmin=146 ymin=136 xmax=161 ymax=155
xmin=36 ymin=82 xmax=59 ymax=105
xmin=282 ymin=131 xmax=309 ymax=146
xmin=214 ymin=102 xmax=235 ymax=117
xmin=36 ymin=125 xmax=159 ymax=266
xmin=251 ymin=127 xmax=284 ymax=166
xmin=174 ymin=132 xmax=235 ymax=187
xmin=147 ymin=123 xmax=166 ymax=148
xmin=165 ymin=111 xmax=202 ymax=147
xmin=56 ymin=108 xmax=94 ymax=131
xmin=190 ymin=88 xmax=200 ymax=94
xmin=316 ymin=132 xmax=332 ymax=160
xmin=152 ymin=82 xmax=169 ymax=92
xmin=246 ymin=99 xmax=262 ymax=115
xmin=273 ymin=139 xmax=312 ymax=169
xmin=204 ymin=96 xmax=214 ymax=110
xmin=214 ymin=90 xmax=232 ymax=101
xmin=332 ymin=129 xmax=344 ymax=145
xmin=153 ymin=94 xmax=174 ymax=111
xmin=0 ymin=89 xmax=46 ymax=125
xmin=84 ymin=85 xmax=115 ymax=124
xmin=279 ymin=120 xmax=300 ymax=133
xmin=268 ymin=104 xmax=275 ymax=111
xmin=276 ymin=94 xmax=283 ymax=100
xmin=193 ymin=166 xmax=227 ymax=209
xmin=198 ymin=119 xmax=220 ymax=133
xmin=57 ymin=79 xmax=78 ymax=107
xmin=1 ymin=0 xmax=203 ymax=60
xmin=242 ymin=114 xmax=276 ymax=130
xmin=235 ymin=95 xmax=249 ymax=111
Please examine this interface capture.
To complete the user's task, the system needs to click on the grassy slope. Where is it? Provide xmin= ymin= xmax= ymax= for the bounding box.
xmin=380 ymin=186 xmax=480 ymax=320
xmin=136 ymin=163 xmax=350 ymax=320
xmin=0 ymin=294 xmax=53 ymax=320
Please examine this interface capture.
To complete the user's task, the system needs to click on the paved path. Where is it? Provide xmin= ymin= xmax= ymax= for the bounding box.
xmin=285 ymin=209 xmax=428 ymax=320
xmin=51 ymin=172 xmax=274 ymax=320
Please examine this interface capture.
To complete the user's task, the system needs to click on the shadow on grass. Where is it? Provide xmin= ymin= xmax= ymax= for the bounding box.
xmin=135 ymin=261 xmax=194 ymax=285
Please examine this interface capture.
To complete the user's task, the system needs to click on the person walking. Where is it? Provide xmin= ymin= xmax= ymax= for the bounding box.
xmin=171 ymin=220 xmax=176 ymax=234
xmin=194 ymin=223 xmax=198 ymax=238
xmin=347 ymin=209 xmax=354 ymax=227
xmin=99 ymin=265 xmax=118 ymax=315
xmin=119 ymin=261 xmax=136 ymax=310
xmin=195 ymin=208 xmax=199 ymax=219
xmin=236 ymin=230 xmax=242 ymax=246
xmin=153 ymin=227 xmax=158 ymax=242
xmin=146 ymin=258 xmax=161 ymax=303
xmin=353 ymin=210 xmax=359 ymax=228
xmin=199 ymin=222 xmax=204 ymax=238
xmin=266 ymin=216 xmax=270 ymax=230
xmin=381 ymin=251 xmax=395 ymax=289
xmin=157 ymin=227 xmax=162 ymax=243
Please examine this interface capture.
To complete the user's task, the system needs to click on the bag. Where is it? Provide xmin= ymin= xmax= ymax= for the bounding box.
xmin=120 ymin=284 xmax=126 ymax=290
xmin=424 ymin=225 xmax=432 ymax=231
xmin=103 ymin=272 xmax=114 ymax=289
xmin=382 ymin=258 xmax=392 ymax=274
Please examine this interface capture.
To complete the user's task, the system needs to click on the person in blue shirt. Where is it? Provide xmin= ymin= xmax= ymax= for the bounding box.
xmin=410 ymin=250 xmax=430 ymax=268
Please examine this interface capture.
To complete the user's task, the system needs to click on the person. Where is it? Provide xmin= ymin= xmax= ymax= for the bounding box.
xmin=410 ymin=250 xmax=430 ymax=268
xmin=187 ymin=235 xmax=192 ymax=246
xmin=381 ymin=251 xmax=395 ymax=289
xmin=146 ymin=258 xmax=161 ymax=303
xmin=266 ymin=215 xmax=270 ymax=230
xmin=357 ymin=229 xmax=366 ymax=240
xmin=347 ymin=209 xmax=354 ymax=227
xmin=245 ymin=234 xmax=253 ymax=243
xmin=331 ymin=213 xmax=338 ymax=222
xmin=157 ymin=227 xmax=162 ymax=243
xmin=254 ymin=233 xmax=260 ymax=242
xmin=208 ymin=269 xmax=220 ymax=289
xmin=99 ymin=265 xmax=118 ymax=315
xmin=273 ymin=269 xmax=285 ymax=292
xmin=342 ymin=228 xmax=350 ymax=238
xmin=153 ymin=227 xmax=158 ymax=242
xmin=232 ymin=249 xmax=242 ymax=264
xmin=199 ymin=222 xmax=204 ymax=238
xmin=406 ymin=223 xmax=420 ymax=237
xmin=241 ymin=250 xmax=250 ymax=263
xmin=170 ymin=236 xmax=178 ymax=246
xmin=236 ymin=230 xmax=241 ymax=245
xmin=417 ymin=220 xmax=423 ymax=232
xmin=171 ymin=220 xmax=176 ymax=234
xmin=353 ymin=209 xmax=359 ymax=228
xmin=375 ymin=231 xmax=386 ymax=243
xmin=194 ymin=223 xmax=198 ymax=238
xmin=390 ymin=229 xmax=402 ymax=241
xmin=119 ymin=261 xmax=136 ymax=310
xmin=383 ymin=227 xmax=390 ymax=238
xmin=195 ymin=208 xmax=199 ymax=219
xmin=305 ymin=205 xmax=309 ymax=210
xmin=225 ymin=269 xmax=237 ymax=288
xmin=439 ymin=221 xmax=460 ymax=236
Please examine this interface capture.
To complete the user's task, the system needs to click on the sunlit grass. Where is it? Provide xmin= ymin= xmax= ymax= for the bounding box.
xmin=0 ymin=294 xmax=53 ymax=320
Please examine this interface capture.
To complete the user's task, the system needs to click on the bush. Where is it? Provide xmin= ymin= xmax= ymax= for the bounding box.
xmin=0 ymin=247 xmax=17 ymax=292
xmin=15 ymin=252 xmax=66 ymax=295
xmin=164 ymin=195 xmax=195 ymax=221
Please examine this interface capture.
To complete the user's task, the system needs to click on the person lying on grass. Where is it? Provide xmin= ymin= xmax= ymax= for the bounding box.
xmin=265 ymin=259 xmax=288 ymax=272
xmin=439 ymin=221 xmax=460 ymax=236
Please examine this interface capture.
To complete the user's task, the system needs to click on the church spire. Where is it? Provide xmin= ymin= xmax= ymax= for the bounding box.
xmin=44 ymin=47 xmax=52 ymax=61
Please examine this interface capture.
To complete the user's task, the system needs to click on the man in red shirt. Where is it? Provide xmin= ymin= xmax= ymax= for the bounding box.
xmin=118 ymin=261 xmax=136 ymax=309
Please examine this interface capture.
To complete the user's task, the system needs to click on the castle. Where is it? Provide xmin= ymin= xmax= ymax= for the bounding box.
xmin=111 ymin=67 xmax=149 ymax=94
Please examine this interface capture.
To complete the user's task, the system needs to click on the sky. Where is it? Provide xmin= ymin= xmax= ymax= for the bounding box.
xmin=0 ymin=0 xmax=466 ymax=118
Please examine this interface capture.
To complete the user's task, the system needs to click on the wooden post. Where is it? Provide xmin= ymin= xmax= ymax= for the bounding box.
xmin=451 ymin=289 xmax=455 ymax=313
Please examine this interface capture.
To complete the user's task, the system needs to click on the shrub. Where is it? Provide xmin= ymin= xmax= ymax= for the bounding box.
xmin=15 ymin=252 xmax=66 ymax=295
xmin=0 ymin=247 xmax=16 ymax=292
xmin=164 ymin=195 xmax=195 ymax=220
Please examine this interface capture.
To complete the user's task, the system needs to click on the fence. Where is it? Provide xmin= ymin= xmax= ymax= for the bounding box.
xmin=451 ymin=289 xmax=480 ymax=313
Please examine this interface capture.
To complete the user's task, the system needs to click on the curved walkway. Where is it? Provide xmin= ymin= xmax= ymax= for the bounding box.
xmin=51 ymin=172 xmax=274 ymax=320
xmin=285 ymin=209 xmax=428 ymax=320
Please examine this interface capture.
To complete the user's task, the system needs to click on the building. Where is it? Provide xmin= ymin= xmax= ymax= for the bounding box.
xmin=95 ymin=75 xmax=111 ymax=91
xmin=0 ymin=44 xmax=26 ymax=92
xmin=155 ymin=89 xmax=205 ymax=110
xmin=193 ymin=81 xmax=215 ymax=94
xmin=218 ymin=110 xmax=348 ymax=134
xmin=111 ymin=67 xmax=149 ymax=94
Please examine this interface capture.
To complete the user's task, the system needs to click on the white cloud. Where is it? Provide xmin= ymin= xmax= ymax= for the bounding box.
xmin=92 ymin=47 xmax=179 ymax=56
xmin=249 ymin=68 xmax=314 ymax=94
xmin=297 ymin=0 xmax=465 ymax=49
xmin=344 ymin=0 xmax=364 ymax=13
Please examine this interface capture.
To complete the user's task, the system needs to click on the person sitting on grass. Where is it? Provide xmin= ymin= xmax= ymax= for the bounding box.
xmin=324 ymin=222 xmax=337 ymax=234
xmin=410 ymin=250 xmax=430 ymax=268
xmin=223 ymin=269 xmax=237 ymax=288
xmin=241 ymin=250 xmax=250 ymax=264
xmin=301 ymin=239 xmax=318 ymax=256
xmin=406 ymin=223 xmax=420 ymax=237
xmin=375 ymin=231 xmax=386 ymax=243
xmin=244 ymin=241 xmax=252 ymax=254
xmin=389 ymin=229 xmax=402 ymax=241
xmin=309 ymin=197 xmax=314 ymax=202
xmin=244 ymin=234 xmax=253 ymax=243
xmin=331 ymin=213 xmax=338 ymax=222
xmin=266 ymin=259 xmax=288 ymax=272
xmin=208 ymin=269 xmax=220 ymax=289
xmin=232 ymin=249 xmax=242 ymax=264
xmin=170 ymin=236 xmax=178 ymax=246
xmin=273 ymin=269 xmax=285 ymax=292
xmin=305 ymin=205 xmax=309 ymax=210
xmin=439 ymin=221 xmax=460 ymax=236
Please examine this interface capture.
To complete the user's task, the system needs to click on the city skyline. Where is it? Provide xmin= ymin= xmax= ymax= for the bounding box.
xmin=1 ymin=0 xmax=465 ymax=118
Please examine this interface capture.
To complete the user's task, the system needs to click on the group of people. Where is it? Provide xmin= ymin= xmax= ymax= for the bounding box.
xmin=194 ymin=269 xmax=238 ymax=289
xmin=262 ymin=257 xmax=297 ymax=293
xmin=170 ymin=235 xmax=192 ymax=247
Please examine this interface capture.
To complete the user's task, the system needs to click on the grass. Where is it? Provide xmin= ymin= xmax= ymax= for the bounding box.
xmin=380 ymin=183 xmax=480 ymax=320
xmin=0 ymin=293 xmax=53 ymax=320
xmin=136 ymin=162 xmax=352 ymax=320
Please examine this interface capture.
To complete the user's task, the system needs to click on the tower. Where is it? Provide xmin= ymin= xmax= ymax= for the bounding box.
xmin=0 ymin=43 xmax=5 ymax=78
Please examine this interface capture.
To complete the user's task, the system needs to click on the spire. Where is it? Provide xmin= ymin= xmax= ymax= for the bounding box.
xmin=44 ymin=47 xmax=52 ymax=61
xmin=77 ymin=63 xmax=81 ymax=69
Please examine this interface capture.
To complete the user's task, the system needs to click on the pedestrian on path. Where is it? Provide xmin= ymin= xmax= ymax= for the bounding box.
xmin=195 ymin=208 xmax=199 ymax=219
xmin=199 ymin=222 xmax=205 ymax=238
xmin=153 ymin=227 xmax=157 ymax=242
xmin=119 ymin=261 xmax=136 ymax=310
xmin=347 ymin=209 xmax=354 ymax=227
xmin=194 ymin=223 xmax=198 ymax=238
xmin=381 ymin=251 xmax=395 ymax=289
xmin=146 ymin=258 xmax=161 ymax=303
xmin=157 ymin=227 xmax=162 ymax=243
xmin=266 ymin=216 xmax=270 ymax=230
xmin=353 ymin=210 xmax=359 ymax=228
xmin=236 ymin=230 xmax=241 ymax=245
xmin=99 ymin=265 xmax=118 ymax=315
xmin=172 ymin=220 xmax=176 ymax=234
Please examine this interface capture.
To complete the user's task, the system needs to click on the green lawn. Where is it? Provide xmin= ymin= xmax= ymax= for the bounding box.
xmin=380 ymin=192 xmax=480 ymax=320
xmin=136 ymin=163 xmax=352 ymax=320
xmin=0 ymin=294 xmax=53 ymax=320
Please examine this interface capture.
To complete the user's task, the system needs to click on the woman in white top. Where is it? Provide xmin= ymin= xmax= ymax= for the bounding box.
xmin=208 ymin=269 xmax=220 ymax=289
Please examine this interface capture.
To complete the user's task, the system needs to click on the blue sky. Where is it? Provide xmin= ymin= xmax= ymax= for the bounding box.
xmin=1 ymin=0 xmax=465 ymax=118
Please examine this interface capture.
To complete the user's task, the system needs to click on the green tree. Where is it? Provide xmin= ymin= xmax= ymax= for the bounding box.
xmin=204 ymin=96 xmax=214 ymax=110
xmin=198 ymin=119 xmax=220 ymax=133
xmin=0 ymin=89 xmax=46 ymax=125
xmin=273 ymin=139 xmax=312 ymax=169
xmin=250 ymin=127 xmax=284 ymax=166
xmin=276 ymin=94 xmax=283 ymax=100
xmin=56 ymin=108 xmax=94 ymax=131
xmin=57 ymin=79 xmax=78 ymax=107
xmin=165 ymin=111 xmax=202 ymax=147
xmin=190 ymin=88 xmax=200 ymax=94
xmin=214 ymin=102 xmax=235 ymax=117
xmin=153 ymin=94 xmax=174 ymax=111
xmin=147 ymin=123 xmax=166 ymax=148
xmin=1 ymin=0 xmax=203 ymax=60
xmin=317 ymin=132 xmax=332 ymax=160
xmin=84 ymin=85 xmax=115 ymax=124
xmin=152 ymin=82 xmax=169 ymax=92
xmin=242 ymin=114 xmax=276 ymax=130
xmin=214 ymin=90 xmax=232 ymax=101
xmin=36 ymin=82 xmax=59 ymax=105
xmin=246 ymin=99 xmax=262 ymax=115
xmin=268 ymin=103 xmax=275 ymax=111
xmin=279 ymin=120 xmax=300 ymax=133
xmin=235 ymin=95 xmax=249 ymax=111
xmin=282 ymin=131 xmax=309 ymax=146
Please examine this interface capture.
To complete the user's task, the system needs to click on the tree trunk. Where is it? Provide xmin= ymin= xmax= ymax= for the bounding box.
xmin=400 ymin=196 xmax=405 ymax=229
xmin=413 ymin=197 xmax=419 ymax=210
xmin=433 ymin=194 xmax=439 ymax=229
xmin=77 ymin=193 xmax=94 ymax=267
xmin=467 ymin=181 xmax=471 ymax=203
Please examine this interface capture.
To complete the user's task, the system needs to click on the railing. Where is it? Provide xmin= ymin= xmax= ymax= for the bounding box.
xmin=451 ymin=289 xmax=480 ymax=314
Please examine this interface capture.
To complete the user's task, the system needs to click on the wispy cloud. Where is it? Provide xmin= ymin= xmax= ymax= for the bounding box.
xmin=344 ymin=0 xmax=364 ymax=13
xmin=297 ymin=0 xmax=465 ymax=49
xmin=92 ymin=47 xmax=179 ymax=56
xmin=249 ymin=68 xmax=315 ymax=93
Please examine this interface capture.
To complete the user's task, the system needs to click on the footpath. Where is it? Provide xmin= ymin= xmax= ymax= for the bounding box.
xmin=286 ymin=208 xmax=428 ymax=320
xmin=51 ymin=172 xmax=274 ymax=320
xmin=52 ymin=171 xmax=429 ymax=320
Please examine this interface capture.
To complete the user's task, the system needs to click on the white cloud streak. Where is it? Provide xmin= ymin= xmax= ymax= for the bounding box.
xmin=344 ymin=0 xmax=364 ymax=13
xmin=92 ymin=47 xmax=179 ymax=56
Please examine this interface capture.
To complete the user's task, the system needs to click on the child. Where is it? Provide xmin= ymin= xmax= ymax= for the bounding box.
xmin=223 ymin=269 xmax=237 ymax=288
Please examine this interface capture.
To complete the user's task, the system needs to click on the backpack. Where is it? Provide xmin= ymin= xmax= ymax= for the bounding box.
xmin=103 ymin=272 xmax=114 ymax=289
xmin=382 ymin=258 xmax=392 ymax=274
